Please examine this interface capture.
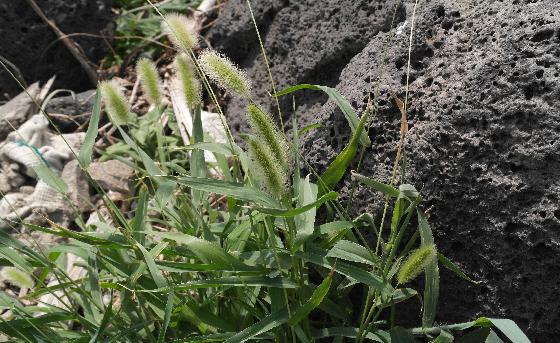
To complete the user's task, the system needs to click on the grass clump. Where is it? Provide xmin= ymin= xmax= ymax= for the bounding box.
xmin=0 ymin=4 xmax=530 ymax=343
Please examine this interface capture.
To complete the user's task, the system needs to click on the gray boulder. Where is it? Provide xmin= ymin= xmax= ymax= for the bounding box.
xmin=208 ymin=0 xmax=560 ymax=340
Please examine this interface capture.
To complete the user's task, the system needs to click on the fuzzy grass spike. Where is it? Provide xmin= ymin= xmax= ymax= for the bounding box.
xmin=162 ymin=13 xmax=198 ymax=51
xmin=174 ymin=53 xmax=200 ymax=109
xmin=136 ymin=58 xmax=162 ymax=106
xmin=99 ymin=80 xmax=132 ymax=126
xmin=0 ymin=267 xmax=34 ymax=289
xmin=199 ymin=50 xmax=251 ymax=98
xmin=397 ymin=245 xmax=437 ymax=285
xmin=248 ymin=137 xmax=287 ymax=197
xmin=246 ymin=103 xmax=288 ymax=167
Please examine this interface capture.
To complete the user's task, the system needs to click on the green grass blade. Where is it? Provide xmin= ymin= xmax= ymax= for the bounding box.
xmin=351 ymin=172 xmax=400 ymax=197
xmin=224 ymin=307 xmax=291 ymax=343
xmin=274 ymin=84 xmax=370 ymax=146
xmin=438 ymin=253 xmax=479 ymax=284
xmin=157 ymin=290 xmax=174 ymax=343
xmin=294 ymin=176 xmax=318 ymax=246
xmin=430 ymin=330 xmax=454 ymax=343
xmin=312 ymin=327 xmax=390 ymax=342
xmin=317 ymin=110 xmax=368 ymax=196
xmin=288 ymin=271 xmax=333 ymax=326
xmin=79 ymin=87 xmax=101 ymax=168
xmin=255 ymin=191 xmax=337 ymax=217
xmin=167 ymin=175 xmax=280 ymax=208
xmin=375 ymin=288 xmax=417 ymax=309
xmin=299 ymin=249 xmax=391 ymax=293
xmin=191 ymin=105 xmax=208 ymax=206
xmin=118 ymin=127 xmax=162 ymax=178
xmin=133 ymin=276 xmax=298 ymax=293
xmin=132 ymin=186 xmax=149 ymax=244
xmin=33 ymin=165 xmax=68 ymax=194
xmin=482 ymin=318 xmax=530 ymax=343
xmin=136 ymin=242 xmax=168 ymax=288
xmin=326 ymin=240 xmax=380 ymax=267
xmin=0 ymin=313 xmax=74 ymax=333
xmin=149 ymin=231 xmax=252 ymax=269
xmin=418 ymin=211 xmax=439 ymax=328
xmin=0 ymin=246 xmax=33 ymax=273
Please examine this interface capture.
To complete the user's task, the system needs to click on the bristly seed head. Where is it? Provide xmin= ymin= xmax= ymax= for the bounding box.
xmin=99 ymin=80 xmax=132 ymax=126
xmin=246 ymin=103 xmax=288 ymax=168
xmin=248 ymin=137 xmax=287 ymax=197
xmin=397 ymin=245 xmax=437 ymax=285
xmin=198 ymin=49 xmax=251 ymax=98
xmin=0 ymin=267 xmax=34 ymax=289
xmin=136 ymin=58 xmax=162 ymax=106
xmin=174 ymin=53 xmax=200 ymax=109
xmin=162 ymin=13 xmax=199 ymax=52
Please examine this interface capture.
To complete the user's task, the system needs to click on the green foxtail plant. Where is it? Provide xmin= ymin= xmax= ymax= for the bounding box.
xmin=198 ymin=49 xmax=252 ymax=98
xmin=174 ymin=53 xmax=200 ymax=110
xmin=161 ymin=12 xmax=199 ymax=52
xmin=99 ymin=80 xmax=133 ymax=125
xmin=247 ymin=136 xmax=288 ymax=197
xmin=397 ymin=244 xmax=437 ymax=285
xmin=136 ymin=57 xmax=163 ymax=106
xmin=246 ymin=103 xmax=288 ymax=168
xmin=0 ymin=267 xmax=34 ymax=289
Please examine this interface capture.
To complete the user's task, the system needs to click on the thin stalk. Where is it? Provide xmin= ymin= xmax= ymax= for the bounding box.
xmin=377 ymin=0 xmax=420 ymax=255
xmin=345 ymin=0 xmax=402 ymax=216
xmin=245 ymin=0 xmax=285 ymax=133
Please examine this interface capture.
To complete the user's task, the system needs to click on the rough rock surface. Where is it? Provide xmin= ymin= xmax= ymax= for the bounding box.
xmin=208 ymin=0 xmax=560 ymax=340
xmin=0 ymin=1 xmax=113 ymax=98
xmin=88 ymin=160 xmax=133 ymax=194
xmin=0 ymin=83 xmax=40 ymax=138
xmin=45 ymin=90 xmax=97 ymax=131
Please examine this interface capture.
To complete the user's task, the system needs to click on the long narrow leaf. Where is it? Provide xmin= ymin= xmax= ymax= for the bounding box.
xmin=275 ymin=84 xmax=370 ymax=146
xmin=224 ymin=307 xmax=292 ymax=343
xmin=79 ymin=88 xmax=101 ymax=168
xmin=167 ymin=175 xmax=280 ymax=208
xmin=150 ymin=231 xmax=253 ymax=270
xmin=438 ymin=253 xmax=479 ymax=284
xmin=351 ymin=172 xmax=399 ymax=197
xmin=255 ymin=191 xmax=337 ymax=217
xmin=418 ymin=211 xmax=439 ymax=328
xmin=317 ymin=110 xmax=368 ymax=196
xmin=33 ymin=165 xmax=68 ymax=194
xmin=327 ymin=240 xmax=380 ymax=266
xmin=288 ymin=272 xmax=333 ymax=326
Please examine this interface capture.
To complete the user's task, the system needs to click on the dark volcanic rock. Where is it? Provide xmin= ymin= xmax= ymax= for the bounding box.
xmin=0 ymin=0 xmax=113 ymax=98
xmin=209 ymin=0 xmax=560 ymax=340
xmin=45 ymin=89 xmax=96 ymax=131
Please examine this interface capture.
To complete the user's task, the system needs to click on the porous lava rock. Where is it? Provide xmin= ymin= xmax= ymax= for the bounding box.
xmin=0 ymin=0 xmax=113 ymax=98
xmin=208 ymin=0 xmax=560 ymax=340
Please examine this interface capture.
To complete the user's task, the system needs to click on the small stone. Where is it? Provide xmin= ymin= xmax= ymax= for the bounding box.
xmin=88 ymin=160 xmax=134 ymax=194
xmin=61 ymin=160 xmax=91 ymax=213
xmin=0 ymin=83 xmax=40 ymax=138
